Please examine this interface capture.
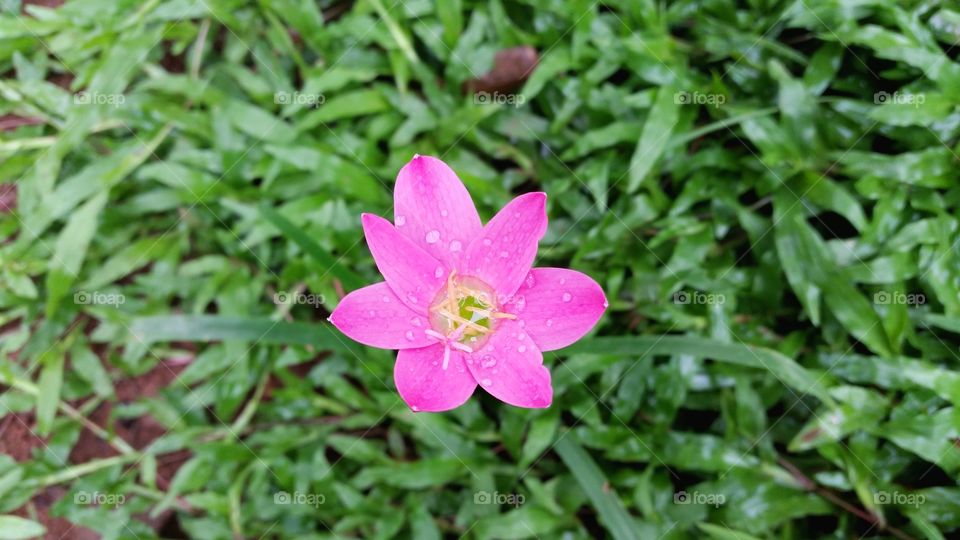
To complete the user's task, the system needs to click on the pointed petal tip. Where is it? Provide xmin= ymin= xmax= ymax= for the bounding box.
xmin=405 ymin=153 xmax=439 ymax=169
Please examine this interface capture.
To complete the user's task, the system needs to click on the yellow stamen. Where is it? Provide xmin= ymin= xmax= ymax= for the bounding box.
xmin=465 ymin=306 xmax=492 ymax=317
xmin=438 ymin=310 xmax=490 ymax=333
xmin=446 ymin=269 xmax=458 ymax=310
xmin=466 ymin=306 xmax=516 ymax=320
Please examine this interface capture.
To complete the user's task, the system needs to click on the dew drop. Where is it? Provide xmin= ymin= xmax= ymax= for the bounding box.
xmin=367 ymin=310 xmax=376 ymax=317
xmin=410 ymin=316 xmax=422 ymax=326
xmin=481 ymin=378 xmax=492 ymax=386
xmin=559 ymin=277 xmax=566 ymax=285
xmin=483 ymin=238 xmax=492 ymax=246
xmin=499 ymin=250 xmax=509 ymax=258
xmin=434 ymin=266 xmax=444 ymax=278
xmin=546 ymin=319 xmax=553 ymax=327
xmin=518 ymin=333 xmax=526 ymax=341
xmin=603 ymin=300 xmax=609 ymax=308
xmin=405 ymin=330 xmax=415 ymax=341
xmin=412 ymin=405 xmax=419 ymax=412
xmin=518 ymin=345 xmax=527 ymax=353
xmin=525 ymin=274 xmax=536 ymax=288
xmin=425 ymin=230 xmax=440 ymax=244
xmin=562 ymin=292 xmax=572 ymax=302
xmin=440 ymin=209 xmax=448 ymax=217
xmin=382 ymin=295 xmax=391 ymax=303
xmin=481 ymin=356 xmax=497 ymax=368
xmin=432 ymin=360 xmax=439 ymax=366
xmin=396 ymin=215 xmax=406 ymax=226
xmin=449 ymin=240 xmax=462 ymax=252
xmin=406 ymin=293 xmax=418 ymax=304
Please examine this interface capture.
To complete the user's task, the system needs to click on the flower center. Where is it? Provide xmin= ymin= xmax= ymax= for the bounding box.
xmin=427 ymin=271 xmax=515 ymax=359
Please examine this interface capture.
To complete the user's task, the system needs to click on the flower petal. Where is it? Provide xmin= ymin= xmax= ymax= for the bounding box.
xmin=507 ymin=268 xmax=607 ymax=351
xmin=329 ymin=282 xmax=437 ymax=349
xmin=466 ymin=319 xmax=552 ymax=408
xmin=463 ymin=192 xmax=547 ymax=297
xmin=394 ymin=155 xmax=482 ymax=267
xmin=394 ymin=344 xmax=477 ymax=412
xmin=362 ymin=213 xmax=449 ymax=314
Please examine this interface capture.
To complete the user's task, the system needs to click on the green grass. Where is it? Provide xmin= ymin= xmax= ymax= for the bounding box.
xmin=2 ymin=0 xmax=960 ymax=538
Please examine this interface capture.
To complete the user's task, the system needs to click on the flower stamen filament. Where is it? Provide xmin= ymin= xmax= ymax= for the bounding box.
xmin=428 ymin=271 xmax=510 ymax=350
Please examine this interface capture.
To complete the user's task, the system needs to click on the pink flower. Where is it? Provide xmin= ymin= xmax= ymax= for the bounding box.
xmin=329 ymin=155 xmax=607 ymax=411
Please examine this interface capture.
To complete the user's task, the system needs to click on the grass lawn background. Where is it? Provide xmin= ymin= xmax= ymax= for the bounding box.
xmin=2 ymin=0 xmax=960 ymax=538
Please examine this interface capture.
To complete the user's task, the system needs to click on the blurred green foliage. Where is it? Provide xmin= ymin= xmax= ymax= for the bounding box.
xmin=2 ymin=0 xmax=960 ymax=538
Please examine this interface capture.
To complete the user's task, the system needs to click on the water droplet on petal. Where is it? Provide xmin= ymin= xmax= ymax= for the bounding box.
xmin=525 ymin=274 xmax=536 ymax=288
xmin=559 ymin=278 xmax=566 ymax=285
xmin=518 ymin=345 xmax=527 ymax=353
xmin=440 ymin=209 xmax=448 ymax=217
xmin=499 ymin=250 xmax=509 ymax=258
xmin=562 ymin=292 xmax=572 ymax=302
xmin=405 ymin=330 xmax=415 ymax=341
xmin=396 ymin=215 xmax=406 ymax=226
xmin=449 ymin=240 xmax=462 ymax=252
xmin=425 ymin=230 xmax=440 ymax=244
xmin=382 ymin=295 xmax=391 ymax=303
xmin=412 ymin=405 xmax=419 ymax=411
xmin=406 ymin=293 xmax=418 ymax=304
xmin=546 ymin=319 xmax=553 ymax=327
xmin=481 ymin=356 xmax=497 ymax=368
xmin=481 ymin=378 xmax=492 ymax=386
xmin=411 ymin=316 xmax=422 ymax=326
xmin=603 ymin=300 xmax=609 ymax=308
xmin=483 ymin=238 xmax=492 ymax=246
xmin=518 ymin=333 xmax=526 ymax=340
xmin=367 ymin=310 xmax=376 ymax=317
xmin=434 ymin=266 xmax=444 ymax=278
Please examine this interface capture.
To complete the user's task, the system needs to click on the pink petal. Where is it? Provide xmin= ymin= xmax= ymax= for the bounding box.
xmin=329 ymin=282 xmax=437 ymax=349
xmin=393 ymin=155 xmax=482 ymax=267
xmin=463 ymin=192 xmax=547 ymax=298
xmin=362 ymin=213 xmax=449 ymax=314
xmin=466 ymin=319 xmax=552 ymax=408
xmin=394 ymin=344 xmax=477 ymax=412
xmin=506 ymin=268 xmax=607 ymax=351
